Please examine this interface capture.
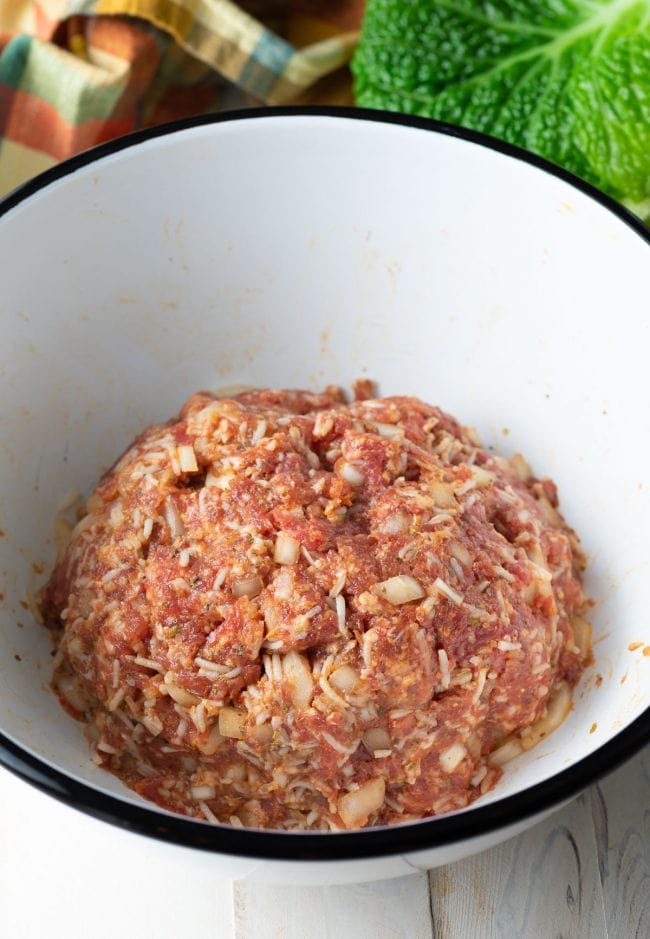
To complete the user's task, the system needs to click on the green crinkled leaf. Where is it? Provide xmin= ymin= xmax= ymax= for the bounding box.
xmin=352 ymin=0 xmax=650 ymax=210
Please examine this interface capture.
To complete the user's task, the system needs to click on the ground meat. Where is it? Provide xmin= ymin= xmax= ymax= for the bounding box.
xmin=40 ymin=384 xmax=592 ymax=830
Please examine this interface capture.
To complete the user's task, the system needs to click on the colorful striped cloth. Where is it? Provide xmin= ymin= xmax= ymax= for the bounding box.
xmin=0 ymin=1 xmax=363 ymax=196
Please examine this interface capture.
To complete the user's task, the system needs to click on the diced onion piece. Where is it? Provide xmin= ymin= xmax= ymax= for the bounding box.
xmin=429 ymin=480 xmax=456 ymax=508
xmin=178 ymin=444 xmax=199 ymax=473
xmin=110 ymin=501 xmax=124 ymax=527
xmin=205 ymin=470 xmax=232 ymax=489
xmin=251 ymin=420 xmax=267 ymax=444
xmin=191 ymin=784 xmax=216 ymax=801
xmin=520 ymin=683 xmax=571 ymax=751
xmin=451 ymin=668 xmax=473 ymax=685
xmin=240 ymin=800 xmax=265 ymax=828
xmin=372 ymin=422 xmax=402 ymax=439
xmin=338 ymin=461 xmax=365 ymax=486
xmin=510 ymin=453 xmax=531 ymax=481
xmin=448 ymin=540 xmax=473 ymax=567
xmin=329 ymin=665 xmax=359 ymax=693
xmin=219 ymin=707 xmax=246 ymax=739
xmin=338 ymin=778 xmax=385 ymax=828
xmin=537 ymin=496 xmax=563 ymax=529
xmin=374 ymin=574 xmax=425 ymax=605
xmin=163 ymin=676 xmax=201 ymax=707
xmin=465 ymin=426 xmax=482 ymax=446
xmin=249 ymin=722 xmax=273 ymax=744
xmin=213 ymin=384 xmax=254 ymax=398
xmin=273 ymin=568 xmax=293 ymax=599
xmin=377 ymin=513 xmax=409 ymax=534
xmin=232 ymin=575 xmax=263 ymax=599
xmin=67 ymin=636 xmax=85 ymax=660
xmin=55 ymin=672 xmax=90 ymax=713
xmin=471 ymin=466 xmax=495 ymax=488
xmin=488 ymin=736 xmax=524 ymax=767
xmin=195 ymin=725 xmax=223 ymax=756
xmin=164 ymin=497 xmax=185 ymax=539
xmin=571 ymin=615 xmax=592 ymax=656
xmin=274 ymin=531 xmax=300 ymax=566
xmin=439 ymin=742 xmax=467 ymax=773
xmin=224 ymin=762 xmax=247 ymax=783
xmin=362 ymin=727 xmax=392 ymax=756
xmin=528 ymin=564 xmax=553 ymax=600
xmin=466 ymin=731 xmax=482 ymax=759
xmin=282 ymin=651 xmax=313 ymax=710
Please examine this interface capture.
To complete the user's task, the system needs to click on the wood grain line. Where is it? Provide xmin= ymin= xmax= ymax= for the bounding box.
xmin=590 ymin=745 xmax=650 ymax=939
xmin=428 ymin=793 xmax=608 ymax=938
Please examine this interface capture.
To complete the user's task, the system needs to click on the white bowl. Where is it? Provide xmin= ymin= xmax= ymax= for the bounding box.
xmin=0 ymin=109 xmax=648 ymax=885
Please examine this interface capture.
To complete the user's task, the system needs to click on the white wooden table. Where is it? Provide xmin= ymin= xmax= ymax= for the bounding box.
xmin=1 ymin=745 xmax=648 ymax=938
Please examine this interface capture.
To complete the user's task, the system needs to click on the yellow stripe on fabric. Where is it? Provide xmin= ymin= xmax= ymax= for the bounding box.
xmin=0 ymin=0 xmax=71 ymax=34
xmin=266 ymin=33 xmax=358 ymax=104
xmin=0 ymin=0 xmax=34 ymax=33
xmin=180 ymin=28 xmax=250 ymax=84
xmin=281 ymin=32 xmax=358 ymax=87
xmin=81 ymin=0 xmax=356 ymax=103
xmin=86 ymin=43 xmax=131 ymax=77
xmin=95 ymin=0 xmax=196 ymax=43
xmin=190 ymin=0 xmax=264 ymax=55
xmin=68 ymin=32 xmax=89 ymax=62
xmin=0 ymin=138 xmax=57 ymax=197
xmin=94 ymin=0 xmax=264 ymax=81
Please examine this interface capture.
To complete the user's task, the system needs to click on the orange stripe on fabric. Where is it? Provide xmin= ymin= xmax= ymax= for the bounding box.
xmin=84 ymin=19 xmax=161 ymax=121
xmin=86 ymin=14 xmax=161 ymax=63
xmin=1 ymin=87 xmax=135 ymax=162
xmin=32 ymin=2 xmax=60 ymax=41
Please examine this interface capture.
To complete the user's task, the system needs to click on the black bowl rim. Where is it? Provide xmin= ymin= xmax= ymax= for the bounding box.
xmin=0 ymin=106 xmax=648 ymax=863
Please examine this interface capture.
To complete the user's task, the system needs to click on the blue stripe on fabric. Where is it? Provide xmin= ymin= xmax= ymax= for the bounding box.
xmin=0 ymin=35 xmax=32 ymax=91
xmin=237 ymin=31 xmax=294 ymax=98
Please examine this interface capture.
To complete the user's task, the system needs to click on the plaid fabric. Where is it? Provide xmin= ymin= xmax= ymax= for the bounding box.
xmin=0 ymin=1 xmax=362 ymax=196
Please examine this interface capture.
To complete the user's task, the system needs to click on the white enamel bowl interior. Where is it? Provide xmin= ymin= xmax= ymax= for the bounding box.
xmin=0 ymin=113 xmax=648 ymax=877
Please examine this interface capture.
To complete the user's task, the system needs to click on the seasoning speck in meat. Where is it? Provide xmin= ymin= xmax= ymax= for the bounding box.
xmin=40 ymin=384 xmax=592 ymax=830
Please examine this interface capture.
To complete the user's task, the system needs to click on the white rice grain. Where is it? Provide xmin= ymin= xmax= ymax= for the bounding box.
xmin=107 ymin=687 xmax=126 ymax=712
xmin=434 ymin=577 xmax=464 ymax=605
xmin=199 ymin=801 xmax=219 ymax=824
xmin=335 ymin=594 xmax=347 ymax=635
xmin=438 ymin=648 xmax=451 ymax=689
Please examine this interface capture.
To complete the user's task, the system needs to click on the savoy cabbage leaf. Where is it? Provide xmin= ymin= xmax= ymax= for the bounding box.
xmin=352 ymin=0 xmax=650 ymax=214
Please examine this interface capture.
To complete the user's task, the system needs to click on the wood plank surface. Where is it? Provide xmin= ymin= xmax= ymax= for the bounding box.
xmin=591 ymin=745 xmax=650 ymax=939
xmin=428 ymin=792 xmax=608 ymax=938
xmin=233 ymin=872 xmax=434 ymax=939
